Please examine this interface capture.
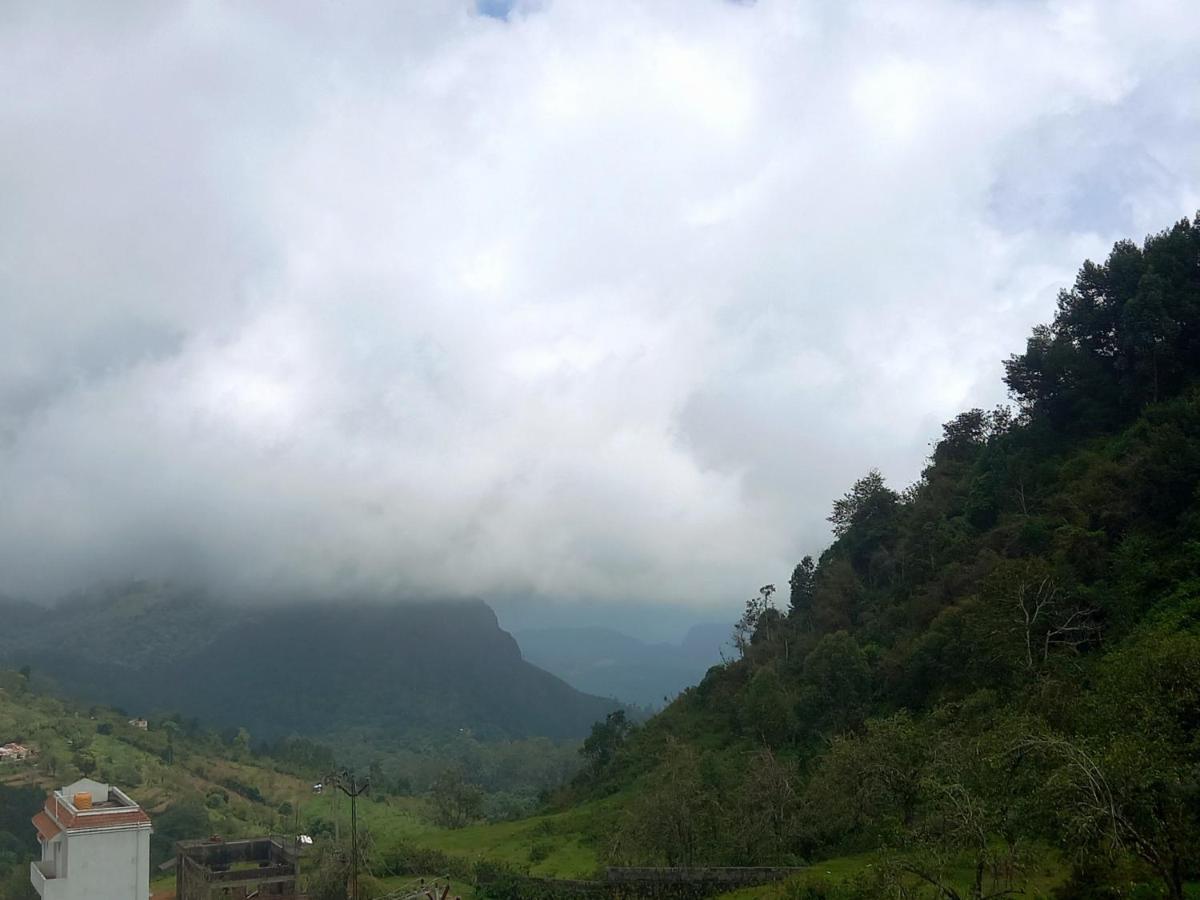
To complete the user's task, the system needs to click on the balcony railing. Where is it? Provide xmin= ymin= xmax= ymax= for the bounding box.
xmin=30 ymin=860 xmax=64 ymax=900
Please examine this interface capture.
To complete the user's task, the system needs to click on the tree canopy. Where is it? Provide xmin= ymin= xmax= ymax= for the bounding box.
xmin=562 ymin=214 xmax=1200 ymax=898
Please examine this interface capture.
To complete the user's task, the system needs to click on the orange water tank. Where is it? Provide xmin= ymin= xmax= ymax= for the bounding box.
xmin=73 ymin=792 xmax=92 ymax=809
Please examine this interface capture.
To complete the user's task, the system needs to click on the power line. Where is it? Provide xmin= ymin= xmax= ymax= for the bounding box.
xmin=324 ymin=769 xmax=370 ymax=900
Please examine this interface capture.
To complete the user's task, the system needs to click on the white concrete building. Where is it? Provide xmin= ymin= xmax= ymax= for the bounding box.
xmin=30 ymin=778 xmax=153 ymax=900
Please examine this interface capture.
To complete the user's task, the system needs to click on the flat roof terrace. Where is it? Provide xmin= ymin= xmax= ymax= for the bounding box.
xmin=175 ymin=837 xmax=303 ymax=900
xmin=43 ymin=779 xmax=152 ymax=832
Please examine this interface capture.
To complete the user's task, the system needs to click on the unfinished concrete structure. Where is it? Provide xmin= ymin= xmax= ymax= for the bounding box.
xmin=175 ymin=837 xmax=302 ymax=900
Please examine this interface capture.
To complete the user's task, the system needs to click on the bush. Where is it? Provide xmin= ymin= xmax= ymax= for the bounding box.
xmin=379 ymin=840 xmax=471 ymax=879
xmin=306 ymin=817 xmax=335 ymax=838
xmin=110 ymin=764 xmax=143 ymax=788
xmin=483 ymin=791 xmax=536 ymax=823
xmin=472 ymin=861 xmax=529 ymax=900
xmin=205 ymin=791 xmax=228 ymax=809
xmin=1051 ymin=861 xmax=1165 ymax=899
xmin=151 ymin=801 xmax=210 ymax=866
xmin=218 ymin=777 xmax=265 ymax=804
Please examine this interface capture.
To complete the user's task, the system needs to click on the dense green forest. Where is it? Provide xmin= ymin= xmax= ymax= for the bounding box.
xmin=555 ymin=216 xmax=1200 ymax=898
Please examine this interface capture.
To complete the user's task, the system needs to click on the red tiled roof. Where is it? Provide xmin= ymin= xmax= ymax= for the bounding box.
xmin=46 ymin=796 xmax=151 ymax=831
xmin=32 ymin=811 xmax=61 ymax=842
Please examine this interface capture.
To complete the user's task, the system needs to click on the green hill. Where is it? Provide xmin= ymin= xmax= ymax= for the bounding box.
xmin=538 ymin=216 xmax=1200 ymax=898
xmin=0 ymin=594 xmax=620 ymax=747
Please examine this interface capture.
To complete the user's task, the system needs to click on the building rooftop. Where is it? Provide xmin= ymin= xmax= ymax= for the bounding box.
xmin=175 ymin=837 xmax=301 ymax=900
xmin=39 ymin=779 xmax=152 ymax=833
xmin=31 ymin=811 xmax=61 ymax=842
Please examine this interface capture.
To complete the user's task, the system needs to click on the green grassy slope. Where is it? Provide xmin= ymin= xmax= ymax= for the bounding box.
xmin=0 ymin=674 xmax=313 ymax=898
xmin=0 ymin=672 xmax=607 ymax=897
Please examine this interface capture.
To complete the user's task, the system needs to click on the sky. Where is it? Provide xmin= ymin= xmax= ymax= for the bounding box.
xmin=1 ymin=0 xmax=1198 ymax=613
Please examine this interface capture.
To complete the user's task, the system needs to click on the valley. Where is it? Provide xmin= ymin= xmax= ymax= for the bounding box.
xmin=513 ymin=623 xmax=731 ymax=709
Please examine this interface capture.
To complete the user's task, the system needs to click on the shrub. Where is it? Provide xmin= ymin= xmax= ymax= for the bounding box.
xmin=379 ymin=840 xmax=471 ymax=879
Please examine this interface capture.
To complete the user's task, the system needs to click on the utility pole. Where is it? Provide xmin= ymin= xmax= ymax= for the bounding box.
xmin=326 ymin=769 xmax=370 ymax=900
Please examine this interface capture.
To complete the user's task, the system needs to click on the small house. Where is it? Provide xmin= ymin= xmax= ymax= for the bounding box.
xmin=30 ymin=778 xmax=153 ymax=900
xmin=0 ymin=742 xmax=33 ymax=762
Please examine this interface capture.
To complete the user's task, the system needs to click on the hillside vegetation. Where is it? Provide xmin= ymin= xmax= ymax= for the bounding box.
xmin=0 ymin=596 xmax=619 ymax=750
xmin=546 ymin=217 xmax=1200 ymax=899
xmin=0 ymin=667 xmax=607 ymax=900
xmin=0 ymin=668 xmax=322 ymax=899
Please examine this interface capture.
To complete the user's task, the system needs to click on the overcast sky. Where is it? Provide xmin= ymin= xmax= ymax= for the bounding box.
xmin=1 ymin=0 xmax=1198 ymax=610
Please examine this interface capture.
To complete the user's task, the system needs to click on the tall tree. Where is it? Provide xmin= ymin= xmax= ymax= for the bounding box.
xmin=788 ymin=556 xmax=816 ymax=623
xmin=828 ymin=469 xmax=898 ymax=539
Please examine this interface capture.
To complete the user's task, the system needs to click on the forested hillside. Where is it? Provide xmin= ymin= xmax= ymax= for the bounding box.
xmin=561 ymin=217 xmax=1200 ymax=898
xmin=0 ymin=594 xmax=619 ymax=746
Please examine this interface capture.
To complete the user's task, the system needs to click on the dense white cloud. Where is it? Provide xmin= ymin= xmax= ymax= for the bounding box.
xmin=2 ymin=0 xmax=1198 ymax=606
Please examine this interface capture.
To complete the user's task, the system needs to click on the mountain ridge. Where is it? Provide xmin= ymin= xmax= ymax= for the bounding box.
xmin=0 ymin=587 xmax=620 ymax=745
xmin=514 ymin=623 xmax=731 ymax=708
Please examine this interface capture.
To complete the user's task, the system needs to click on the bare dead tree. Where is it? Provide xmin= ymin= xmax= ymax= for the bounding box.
xmin=991 ymin=564 xmax=1101 ymax=672
xmin=1013 ymin=575 xmax=1058 ymax=671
